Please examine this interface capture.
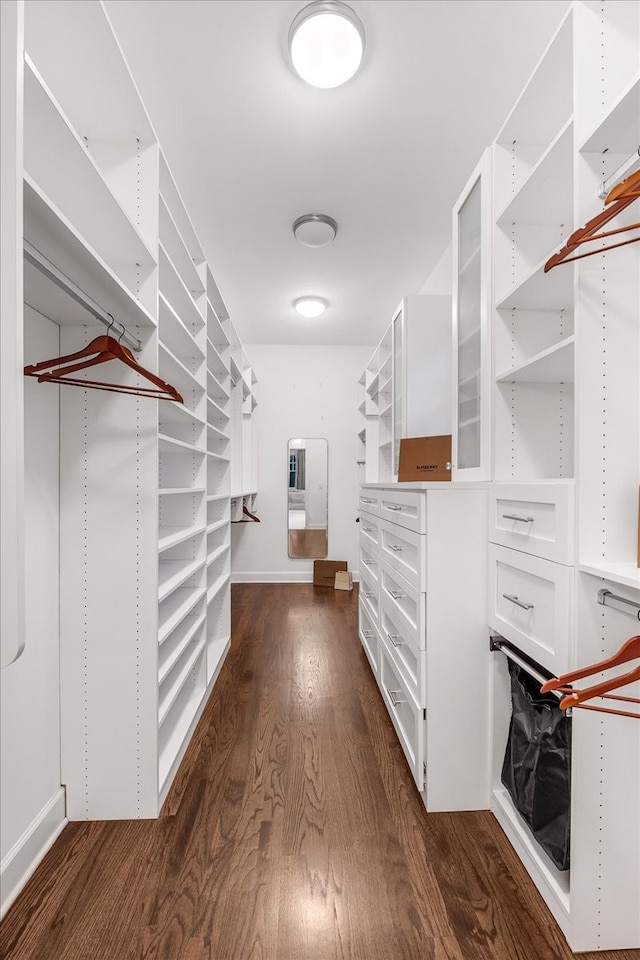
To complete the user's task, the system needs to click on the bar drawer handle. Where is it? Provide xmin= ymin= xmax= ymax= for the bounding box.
xmin=363 ymin=631 xmax=374 ymax=640
xmin=502 ymin=513 xmax=534 ymax=523
xmin=389 ymin=544 xmax=403 ymax=552
xmin=387 ymin=504 xmax=402 ymax=511
xmin=387 ymin=589 xmax=404 ymax=600
xmin=387 ymin=633 xmax=404 ymax=647
xmin=386 ymin=687 xmax=405 ymax=707
xmin=362 ymin=526 xmax=373 ymax=533
xmin=503 ymin=593 xmax=534 ymax=611
xmin=364 ymin=592 xmax=375 ymax=600
xmin=362 ymin=497 xmax=375 ymax=503
xmin=362 ymin=559 xmax=374 ymax=565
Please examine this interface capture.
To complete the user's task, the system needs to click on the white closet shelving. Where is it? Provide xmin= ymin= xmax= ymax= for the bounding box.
xmin=488 ymin=3 xmax=640 ymax=952
xmin=12 ymin=0 xmax=256 ymax=821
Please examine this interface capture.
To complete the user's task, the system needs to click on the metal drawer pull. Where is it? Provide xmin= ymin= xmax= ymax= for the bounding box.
xmin=387 ymin=504 xmax=403 ymax=511
xmin=389 ymin=544 xmax=403 ymax=552
xmin=363 ymin=631 xmax=374 ymax=640
xmin=502 ymin=513 xmax=534 ymax=523
xmin=387 ymin=589 xmax=404 ymax=600
xmin=364 ymin=592 xmax=375 ymax=600
xmin=361 ymin=497 xmax=375 ymax=503
xmin=386 ymin=687 xmax=405 ymax=707
xmin=362 ymin=559 xmax=374 ymax=565
xmin=503 ymin=593 xmax=534 ymax=611
xmin=387 ymin=633 xmax=404 ymax=647
xmin=362 ymin=526 xmax=373 ymax=533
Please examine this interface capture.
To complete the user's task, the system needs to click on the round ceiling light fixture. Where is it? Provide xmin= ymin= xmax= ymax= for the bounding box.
xmin=293 ymin=213 xmax=338 ymax=247
xmin=294 ymin=297 xmax=327 ymax=318
xmin=288 ymin=1 xmax=365 ymax=89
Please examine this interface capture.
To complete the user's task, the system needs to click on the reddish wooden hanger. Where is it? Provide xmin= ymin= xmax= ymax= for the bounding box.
xmin=544 ymin=168 xmax=640 ymax=272
xmin=24 ymin=334 xmax=183 ymax=402
xmin=231 ymin=505 xmax=260 ymax=523
xmin=540 ymin=635 xmax=640 ymax=719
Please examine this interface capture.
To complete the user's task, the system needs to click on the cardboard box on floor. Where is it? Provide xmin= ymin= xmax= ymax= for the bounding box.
xmin=398 ymin=435 xmax=452 ymax=482
xmin=313 ymin=560 xmax=347 ymax=587
xmin=334 ymin=571 xmax=353 ymax=591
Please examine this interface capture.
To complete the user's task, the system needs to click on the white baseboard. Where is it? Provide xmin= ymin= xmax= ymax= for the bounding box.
xmin=1 ymin=787 xmax=67 ymax=919
xmin=231 ymin=572 xmax=360 ymax=584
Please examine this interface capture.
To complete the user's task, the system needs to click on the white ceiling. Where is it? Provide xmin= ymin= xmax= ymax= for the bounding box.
xmin=105 ymin=0 xmax=570 ymax=347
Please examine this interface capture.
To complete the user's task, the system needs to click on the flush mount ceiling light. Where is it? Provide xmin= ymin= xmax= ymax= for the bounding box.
xmin=288 ymin=1 xmax=365 ymax=89
xmin=293 ymin=214 xmax=338 ymax=247
xmin=294 ymin=297 xmax=327 ymax=318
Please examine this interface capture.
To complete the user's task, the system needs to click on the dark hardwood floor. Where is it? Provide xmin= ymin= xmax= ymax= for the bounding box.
xmin=1 ymin=583 xmax=638 ymax=960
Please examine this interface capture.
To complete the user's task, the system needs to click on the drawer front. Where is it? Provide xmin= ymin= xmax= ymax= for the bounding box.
xmin=380 ymin=644 xmax=425 ymax=792
xmin=490 ymin=482 xmax=574 ymax=564
xmin=380 ymin=560 xmax=425 ymax=651
xmin=358 ymin=600 xmax=379 ymax=678
xmin=379 ymin=489 xmax=426 ymax=534
xmin=379 ymin=517 xmax=425 ymax=590
xmin=359 ymin=513 xmax=380 ymax=553
xmin=359 ymin=489 xmax=381 ymax=516
xmin=359 ymin=566 xmax=379 ymax=625
xmin=380 ymin=592 xmax=426 ymax=706
xmin=489 ymin=544 xmax=574 ymax=675
xmin=359 ymin=541 xmax=380 ymax=587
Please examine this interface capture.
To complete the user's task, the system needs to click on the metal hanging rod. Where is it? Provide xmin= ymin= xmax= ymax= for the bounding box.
xmin=23 ymin=240 xmax=142 ymax=353
xmin=490 ymin=635 xmax=564 ymax=700
xmin=598 ymin=146 xmax=640 ymax=200
xmin=598 ymin=589 xmax=640 ymax=621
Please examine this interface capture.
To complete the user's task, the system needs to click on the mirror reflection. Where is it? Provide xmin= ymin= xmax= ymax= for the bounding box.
xmin=287 ymin=438 xmax=328 ymax=558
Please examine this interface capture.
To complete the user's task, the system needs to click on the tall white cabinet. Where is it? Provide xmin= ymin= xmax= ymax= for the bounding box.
xmin=9 ymin=0 xmax=258 ymax=823
xmin=487 ymin=2 xmax=640 ymax=952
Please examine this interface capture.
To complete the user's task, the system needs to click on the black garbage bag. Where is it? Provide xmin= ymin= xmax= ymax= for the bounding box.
xmin=501 ymin=660 xmax=572 ymax=871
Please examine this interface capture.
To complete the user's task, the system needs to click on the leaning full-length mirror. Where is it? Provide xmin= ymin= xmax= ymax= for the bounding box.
xmin=287 ymin=438 xmax=328 ymax=558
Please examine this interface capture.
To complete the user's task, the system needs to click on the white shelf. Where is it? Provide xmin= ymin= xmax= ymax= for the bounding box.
xmin=158 ymin=633 xmax=207 ymax=727
xmin=580 ymin=73 xmax=640 ymax=154
xmin=158 ymin=683 xmax=205 ymax=795
xmin=158 ymin=613 xmax=206 ymax=684
xmin=159 ymin=342 xmax=205 ymax=397
xmin=207 ymin=451 xmax=229 ymax=463
xmin=207 ymin=423 xmax=228 ymax=444
xmin=158 ymin=523 xmax=206 ymax=554
xmin=24 ymin=57 xmax=156 ymax=273
xmin=159 ymin=399 xmax=207 ymax=433
xmin=207 ymin=494 xmax=229 ymax=503
xmin=159 ymin=194 xmax=205 ymax=300
xmin=158 ymin=586 xmax=206 ymax=645
xmin=207 ymin=543 xmax=230 ymax=567
xmin=207 ymin=396 xmax=230 ymax=424
xmin=23 ymin=176 xmax=156 ymax=330
xmin=158 ymin=292 xmax=205 ymax=364
xmin=159 ymin=151 xmax=205 ymax=265
xmin=459 ymin=416 xmax=480 ymax=430
xmin=207 ymin=302 xmax=231 ymax=348
xmin=206 ymin=635 xmax=230 ymax=683
xmin=159 ymin=486 xmax=206 ymax=498
xmin=207 ymin=367 xmax=229 ymax=403
xmin=579 ymin=562 xmax=640 ymax=591
xmin=159 ymin=244 xmax=206 ymax=333
xmin=459 ymin=245 xmax=481 ymax=277
xmin=159 ymin=433 xmax=206 ymax=456
xmin=207 ymin=573 xmax=230 ymax=604
xmin=158 ymin=558 xmax=205 ymax=603
xmin=496 ymin=119 xmax=574 ymax=226
xmin=496 ymin=336 xmax=575 ymax=383
xmin=207 ymin=518 xmax=227 ymax=535
xmin=496 ymin=254 xmax=574 ymax=312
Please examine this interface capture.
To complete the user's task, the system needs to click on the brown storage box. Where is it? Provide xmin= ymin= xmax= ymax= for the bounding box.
xmin=398 ymin=435 xmax=452 ymax=482
xmin=334 ymin=571 xmax=353 ymax=591
xmin=313 ymin=559 xmax=348 ymax=587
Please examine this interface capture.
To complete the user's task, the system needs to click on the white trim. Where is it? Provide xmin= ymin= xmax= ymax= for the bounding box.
xmin=0 ymin=787 xmax=67 ymax=919
xmin=231 ymin=572 xmax=360 ymax=584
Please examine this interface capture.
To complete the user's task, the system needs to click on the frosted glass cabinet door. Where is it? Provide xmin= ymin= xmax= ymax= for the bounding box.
xmin=452 ymin=149 xmax=491 ymax=480
xmin=392 ymin=301 xmax=404 ymax=475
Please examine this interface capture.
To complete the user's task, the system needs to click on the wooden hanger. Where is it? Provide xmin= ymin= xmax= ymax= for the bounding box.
xmin=231 ymin=504 xmax=260 ymax=523
xmin=540 ymin=635 xmax=640 ymax=719
xmin=544 ymin=168 xmax=640 ymax=272
xmin=24 ymin=334 xmax=183 ymax=402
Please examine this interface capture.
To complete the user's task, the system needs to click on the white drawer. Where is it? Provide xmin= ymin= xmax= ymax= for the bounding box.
xmin=489 ymin=544 xmax=574 ymax=676
xmin=359 ymin=489 xmax=381 ymax=516
xmin=359 ymin=514 xmax=380 ymax=553
xmin=358 ymin=601 xmax=379 ymax=678
xmin=379 ymin=489 xmax=426 ymax=534
xmin=359 ymin=542 xmax=380 ymax=586
xmin=380 ymin=592 xmax=426 ymax=707
xmin=380 ymin=644 xmax=425 ymax=792
xmin=359 ymin=566 xmax=379 ymax=625
xmin=490 ymin=482 xmax=574 ymax=565
xmin=379 ymin=517 xmax=425 ymax=591
xmin=379 ymin=560 xmax=425 ymax=651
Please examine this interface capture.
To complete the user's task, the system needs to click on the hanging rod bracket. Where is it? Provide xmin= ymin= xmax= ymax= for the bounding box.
xmin=597 ymin=589 xmax=640 ymax=620
xmin=598 ymin=146 xmax=640 ymax=200
xmin=23 ymin=240 xmax=142 ymax=353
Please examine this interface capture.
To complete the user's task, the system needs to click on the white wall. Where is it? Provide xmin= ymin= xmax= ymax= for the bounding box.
xmin=1 ymin=308 xmax=66 ymax=917
xmin=231 ymin=344 xmax=370 ymax=581
xmin=419 ymin=243 xmax=452 ymax=296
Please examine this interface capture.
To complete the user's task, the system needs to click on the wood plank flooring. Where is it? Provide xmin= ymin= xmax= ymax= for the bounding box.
xmin=1 ymin=583 xmax=639 ymax=960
